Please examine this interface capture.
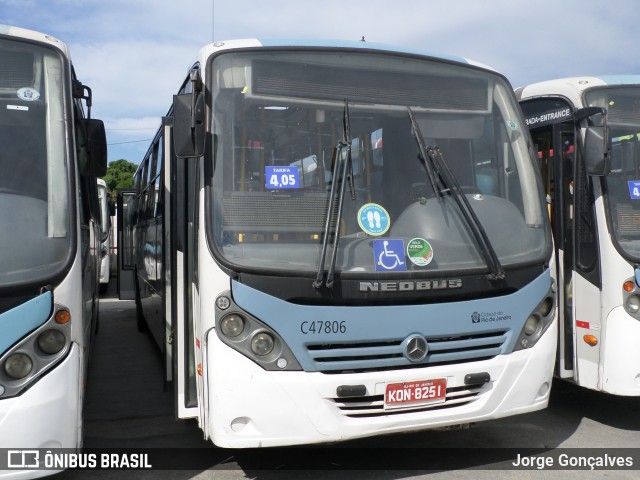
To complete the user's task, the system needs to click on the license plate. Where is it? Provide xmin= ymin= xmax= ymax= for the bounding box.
xmin=384 ymin=378 xmax=447 ymax=409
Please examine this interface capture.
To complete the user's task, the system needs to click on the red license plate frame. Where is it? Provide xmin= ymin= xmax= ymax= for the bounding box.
xmin=384 ymin=378 xmax=447 ymax=409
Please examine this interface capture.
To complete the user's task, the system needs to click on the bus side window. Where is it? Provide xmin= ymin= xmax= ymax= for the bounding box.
xmin=148 ymin=142 xmax=160 ymax=218
xmin=154 ymin=138 xmax=164 ymax=217
xmin=139 ymin=157 xmax=150 ymax=222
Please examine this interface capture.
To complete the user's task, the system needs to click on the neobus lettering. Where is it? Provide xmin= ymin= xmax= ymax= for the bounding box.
xmin=360 ymin=279 xmax=462 ymax=292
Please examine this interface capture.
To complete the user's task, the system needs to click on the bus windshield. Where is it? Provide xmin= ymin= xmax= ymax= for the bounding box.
xmin=586 ymin=86 xmax=640 ymax=261
xmin=0 ymin=39 xmax=70 ymax=286
xmin=209 ymin=50 xmax=549 ymax=276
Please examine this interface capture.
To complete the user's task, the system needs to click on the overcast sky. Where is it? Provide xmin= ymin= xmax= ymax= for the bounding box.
xmin=1 ymin=0 xmax=637 ymax=164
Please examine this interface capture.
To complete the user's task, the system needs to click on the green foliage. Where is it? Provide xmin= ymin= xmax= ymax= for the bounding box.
xmin=101 ymin=159 xmax=138 ymax=202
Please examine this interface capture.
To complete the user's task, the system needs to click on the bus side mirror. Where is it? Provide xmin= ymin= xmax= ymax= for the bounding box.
xmin=80 ymin=118 xmax=107 ymax=176
xmin=173 ymin=92 xmax=205 ymax=158
xmin=584 ymin=125 xmax=611 ymax=176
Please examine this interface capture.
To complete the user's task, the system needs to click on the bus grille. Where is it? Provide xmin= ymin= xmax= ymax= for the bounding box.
xmin=306 ymin=330 xmax=508 ymax=373
xmin=332 ymin=383 xmax=487 ymax=417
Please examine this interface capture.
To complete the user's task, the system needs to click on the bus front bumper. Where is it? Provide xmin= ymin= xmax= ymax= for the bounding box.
xmin=205 ymin=320 xmax=557 ymax=448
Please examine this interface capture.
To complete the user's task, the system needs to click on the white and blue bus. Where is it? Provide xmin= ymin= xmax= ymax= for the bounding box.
xmin=0 ymin=24 xmax=107 ymax=463
xmin=120 ymin=39 xmax=556 ymax=447
xmin=517 ymin=76 xmax=640 ymax=395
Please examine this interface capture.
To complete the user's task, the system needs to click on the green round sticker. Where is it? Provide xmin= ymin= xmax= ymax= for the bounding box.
xmin=407 ymin=238 xmax=433 ymax=266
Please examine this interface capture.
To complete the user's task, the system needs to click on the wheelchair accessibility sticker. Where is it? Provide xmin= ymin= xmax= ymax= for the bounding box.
xmin=373 ymin=239 xmax=406 ymax=271
xmin=357 ymin=203 xmax=390 ymax=236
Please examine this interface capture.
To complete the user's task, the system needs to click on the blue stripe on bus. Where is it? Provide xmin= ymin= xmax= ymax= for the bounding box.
xmin=232 ymin=270 xmax=551 ymax=372
xmin=0 ymin=291 xmax=52 ymax=356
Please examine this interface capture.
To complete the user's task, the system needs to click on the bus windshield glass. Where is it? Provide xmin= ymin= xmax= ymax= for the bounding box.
xmin=586 ymin=86 xmax=640 ymax=261
xmin=0 ymin=39 xmax=70 ymax=286
xmin=209 ymin=50 xmax=549 ymax=276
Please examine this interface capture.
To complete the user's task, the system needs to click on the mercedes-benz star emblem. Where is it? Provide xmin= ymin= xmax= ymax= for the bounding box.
xmin=404 ymin=334 xmax=428 ymax=362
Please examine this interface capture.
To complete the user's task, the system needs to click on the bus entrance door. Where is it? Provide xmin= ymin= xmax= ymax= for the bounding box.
xmin=531 ymin=123 xmax=602 ymax=387
xmin=532 ymin=125 xmax=577 ymax=379
xmin=169 ymin=144 xmax=200 ymax=421
xmin=117 ymin=189 xmax=136 ymax=300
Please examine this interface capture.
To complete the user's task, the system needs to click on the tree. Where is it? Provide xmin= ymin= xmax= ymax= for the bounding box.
xmin=101 ymin=159 xmax=138 ymax=203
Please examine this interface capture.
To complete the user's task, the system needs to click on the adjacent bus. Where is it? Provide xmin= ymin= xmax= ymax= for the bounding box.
xmin=120 ymin=39 xmax=556 ymax=447
xmin=517 ymin=76 xmax=640 ymax=395
xmin=0 ymin=23 xmax=107 ymax=461
xmin=97 ymin=178 xmax=111 ymax=292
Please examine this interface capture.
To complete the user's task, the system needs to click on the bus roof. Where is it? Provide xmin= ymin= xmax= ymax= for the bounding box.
xmin=0 ymin=23 xmax=69 ymax=57
xmin=516 ymin=75 xmax=640 ymax=105
xmin=195 ymin=38 xmax=496 ymax=73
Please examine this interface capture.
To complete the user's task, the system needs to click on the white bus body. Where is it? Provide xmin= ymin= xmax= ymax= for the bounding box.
xmin=121 ymin=39 xmax=557 ymax=448
xmin=0 ymin=24 xmax=107 ymax=477
xmin=517 ymin=76 xmax=640 ymax=395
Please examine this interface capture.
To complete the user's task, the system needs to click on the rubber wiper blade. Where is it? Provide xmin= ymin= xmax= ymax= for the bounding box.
xmin=407 ymin=107 xmax=504 ymax=280
xmin=313 ymin=99 xmax=354 ymax=289
xmin=427 ymin=146 xmax=505 ymax=280
xmin=408 ymin=107 xmax=442 ymax=200
xmin=326 ymin=101 xmax=354 ymax=288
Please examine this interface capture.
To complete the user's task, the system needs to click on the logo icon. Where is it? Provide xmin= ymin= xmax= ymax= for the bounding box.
xmin=357 ymin=203 xmax=390 ymax=236
xmin=373 ymin=239 xmax=406 ymax=271
xmin=471 ymin=312 xmax=480 ymax=323
xmin=17 ymin=87 xmax=40 ymax=102
xmin=406 ymin=238 xmax=434 ymax=267
xmin=404 ymin=334 xmax=428 ymax=362
xmin=7 ymin=450 xmax=39 ymax=469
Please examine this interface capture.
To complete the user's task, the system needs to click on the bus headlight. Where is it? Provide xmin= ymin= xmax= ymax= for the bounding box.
xmin=37 ymin=329 xmax=66 ymax=355
xmin=220 ymin=314 xmax=245 ymax=338
xmin=514 ymin=288 xmax=556 ymax=351
xmin=4 ymin=353 xmax=33 ymax=379
xmin=622 ymin=277 xmax=640 ymax=320
xmin=251 ymin=332 xmax=275 ymax=356
xmin=625 ymin=295 xmax=640 ymax=315
xmin=214 ymin=290 xmax=302 ymax=371
xmin=539 ymin=296 xmax=554 ymax=317
xmin=0 ymin=302 xmax=72 ymax=398
xmin=524 ymin=315 xmax=540 ymax=336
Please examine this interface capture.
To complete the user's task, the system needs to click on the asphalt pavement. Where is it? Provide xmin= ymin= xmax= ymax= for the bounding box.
xmin=51 ymin=280 xmax=640 ymax=480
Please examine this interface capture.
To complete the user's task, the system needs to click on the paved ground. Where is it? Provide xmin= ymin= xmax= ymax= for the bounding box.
xmin=51 ymin=280 xmax=640 ymax=479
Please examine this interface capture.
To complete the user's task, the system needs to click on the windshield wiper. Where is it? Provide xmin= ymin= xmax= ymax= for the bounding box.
xmin=408 ymin=108 xmax=442 ymax=200
xmin=314 ymin=99 xmax=355 ymax=289
xmin=407 ymin=107 xmax=505 ymax=281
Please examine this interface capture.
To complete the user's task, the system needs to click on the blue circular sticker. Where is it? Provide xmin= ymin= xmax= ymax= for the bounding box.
xmin=357 ymin=203 xmax=390 ymax=236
